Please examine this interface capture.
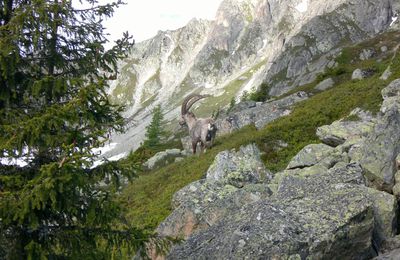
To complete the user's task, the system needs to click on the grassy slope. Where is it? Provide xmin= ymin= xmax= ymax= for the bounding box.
xmin=117 ymin=30 xmax=400 ymax=230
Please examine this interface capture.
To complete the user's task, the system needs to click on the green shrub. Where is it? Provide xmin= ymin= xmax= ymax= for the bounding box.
xmin=241 ymin=83 xmax=270 ymax=102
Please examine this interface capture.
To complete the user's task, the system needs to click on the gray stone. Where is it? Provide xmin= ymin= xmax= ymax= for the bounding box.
xmin=206 ymin=143 xmax=272 ymax=187
xmin=368 ymin=189 xmax=398 ymax=247
xmin=279 ymin=162 xmax=397 ymax=249
xmin=351 ymin=79 xmax=400 ymax=192
xmin=314 ymin=77 xmax=334 ymax=91
xmin=167 ymin=163 xmax=377 ymax=259
xmin=286 ymin=143 xmax=340 ymax=169
xmin=375 ymin=235 xmax=400 ymax=259
xmin=142 ymin=149 xmax=183 ymax=171
xmin=316 ymin=109 xmax=376 ymax=147
xmin=156 ymin=144 xmax=274 ymax=240
xmin=216 ymin=92 xmax=308 ymax=135
xmin=228 ymin=100 xmax=256 ymax=114
xmin=392 ymin=170 xmax=400 ymax=198
xmin=374 ymin=248 xmax=400 ymax=259
xmin=167 ymin=160 xmax=398 ymax=259
xmin=360 ymin=48 xmax=376 ymax=60
xmin=157 ymin=181 xmax=273 ymax=240
xmin=352 ymin=68 xmax=365 ymax=80
xmin=381 ymin=79 xmax=400 ymax=99
xmin=381 ymin=46 xmax=388 ymax=52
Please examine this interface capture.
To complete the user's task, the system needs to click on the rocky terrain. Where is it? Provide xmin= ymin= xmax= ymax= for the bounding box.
xmin=105 ymin=0 xmax=400 ymax=258
xmin=156 ymin=79 xmax=400 ymax=259
xmin=103 ymin=0 xmax=399 ymax=159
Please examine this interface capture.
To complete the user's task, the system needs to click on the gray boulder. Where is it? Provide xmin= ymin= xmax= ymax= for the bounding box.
xmin=216 ymin=92 xmax=308 ymax=135
xmin=352 ymin=68 xmax=365 ymax=80
xmin=156 ymin=144 xmax=273 ymax=240
xmin=351 ymin=80 xmax=400 ymax=192
xmin=286 ymin=143 xmax=345 ymax=169
xmin=167 ymin=164 xmax=372 ymax=259
xmin=374 ymin=235 xmax=400 ymax=260
xmin=142 ymin=149 xmax=183 ymax=171
xmin=167 ymin=161 xmax=398 ymax=259
xmin=359 ymin=48 xmax=376 ymax=60
xmin=381 ymin=79 xmax=400 ymax=99
xmin=316 ymin=108 xmax=376 ymax=147
xmin=206 ymin=143 xmax=272 ymax=187
xmin=314 ymin=77 xmax=335 ymax=91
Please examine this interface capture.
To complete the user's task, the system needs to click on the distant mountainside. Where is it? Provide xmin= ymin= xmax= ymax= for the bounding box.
xmin=104 ymin=0 xmax=398 ymax=159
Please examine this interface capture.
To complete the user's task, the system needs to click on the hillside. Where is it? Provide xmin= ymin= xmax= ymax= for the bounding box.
xmin=101 ymin=0 xmax=400 ymax=258
xmin=117 ymin=28 xmax=400 ymax=258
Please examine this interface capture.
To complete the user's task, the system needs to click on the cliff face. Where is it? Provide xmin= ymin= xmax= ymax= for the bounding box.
xmin=105 ymin=0 xmax=397 ymax=159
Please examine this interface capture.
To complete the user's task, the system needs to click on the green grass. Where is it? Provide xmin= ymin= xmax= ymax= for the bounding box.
xmin=117 ymin=30 xmax=400 ymax=231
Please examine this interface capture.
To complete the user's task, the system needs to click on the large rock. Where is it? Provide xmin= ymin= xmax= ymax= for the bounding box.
xmin=216 ymin=92 xmax=308 ymax=135
xmin=352 ymin=68 xmax=366 ymax=80
xmin=351 ymin=79 xmax=400 ymax=192
xmin=168 ymin=161 xmax=398 ymax=259
xmin=314 ymin=77 xmax=335 ymax=91
xmin=375 ymin=235 xmax=400 ymax=260
xmin=286 ymin=143 xmax=345 ymax=169
xmin=381 ymin=78 xmax=400 ymax=99
xmin=168 ymin=164 xmax=376 ymax=259
xmin=142 ymin=149 xmax=184 ymax=171
xmin=316 ymin=108 xmax=376 ymax=146
xmin=359 ymin=48 xmax=376 ymax=60
xmin=156 ymin=144 xmax=273 ymax=239
xmin=206 ymin=143 xmax=272 ymax=187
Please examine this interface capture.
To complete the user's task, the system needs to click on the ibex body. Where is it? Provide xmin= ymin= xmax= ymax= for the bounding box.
xmin=180 ymin=94 xmax=217 ymax=154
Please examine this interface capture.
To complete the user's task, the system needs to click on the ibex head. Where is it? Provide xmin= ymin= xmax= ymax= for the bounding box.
xmin=180 ymin=94 xmax=209 ymax=127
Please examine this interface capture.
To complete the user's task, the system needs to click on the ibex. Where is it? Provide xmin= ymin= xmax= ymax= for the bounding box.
xmin=180 ymin=94 xmax=217 ymax=154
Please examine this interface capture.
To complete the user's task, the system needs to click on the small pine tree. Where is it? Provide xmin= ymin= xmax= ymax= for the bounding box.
xmin=143 ymin=105 xmax=166 ymax=148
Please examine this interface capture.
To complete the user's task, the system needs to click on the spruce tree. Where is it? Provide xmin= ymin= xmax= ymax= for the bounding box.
xmin=143 ymin=105 xmax=165 ymax=148
xmin=0 ymin=0 xmax=149 ymax=258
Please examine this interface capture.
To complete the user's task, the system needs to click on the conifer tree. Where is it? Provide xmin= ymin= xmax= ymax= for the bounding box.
xmin=0 ymin=0 xmax=149 ymax=258
xmin=143 ymin=105 xmax=166 ymax=148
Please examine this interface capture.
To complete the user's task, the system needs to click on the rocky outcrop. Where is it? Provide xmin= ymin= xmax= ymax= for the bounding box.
xmin=156 ymin=144 xmax=272 ymax=239
xmin=160 ymin=79 xmax=400 ymax=259
xmin=168 ymin=161 xmax=396 ymax=259
xmin=316 ymin=108 xmax=376 ymax=147
xmin=286 ymin=143 xmax=346 ymax=169
xmin=142 ymin=149 xmax=185 ymax=171
xmin=314 ymin=77 xmax=334 ymax=91
xmin=350 ymin=79 xmax=400 ymax=192
xmin=216 ymin=91 xmax=308 ymax=135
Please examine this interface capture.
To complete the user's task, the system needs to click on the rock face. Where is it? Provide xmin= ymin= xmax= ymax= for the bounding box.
xmin=161 ymin=79 xmax=400 ymax=259
xmin=316 ymin=108 xmax=376 ymax=147
xmin=156 ymin=144 xmax=272 ymax=239
xmin=350 ymin=79 xmax=400 ymax=192
xmin=104 ymin=0 xmax=395 ymax=159
xmin=216 ymin=91 xmax=308 ymax=135
xmin=167 ymin=162 xmax=391 ymax=259
xmin=314 ymin=77 xmax=334 ymax=91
